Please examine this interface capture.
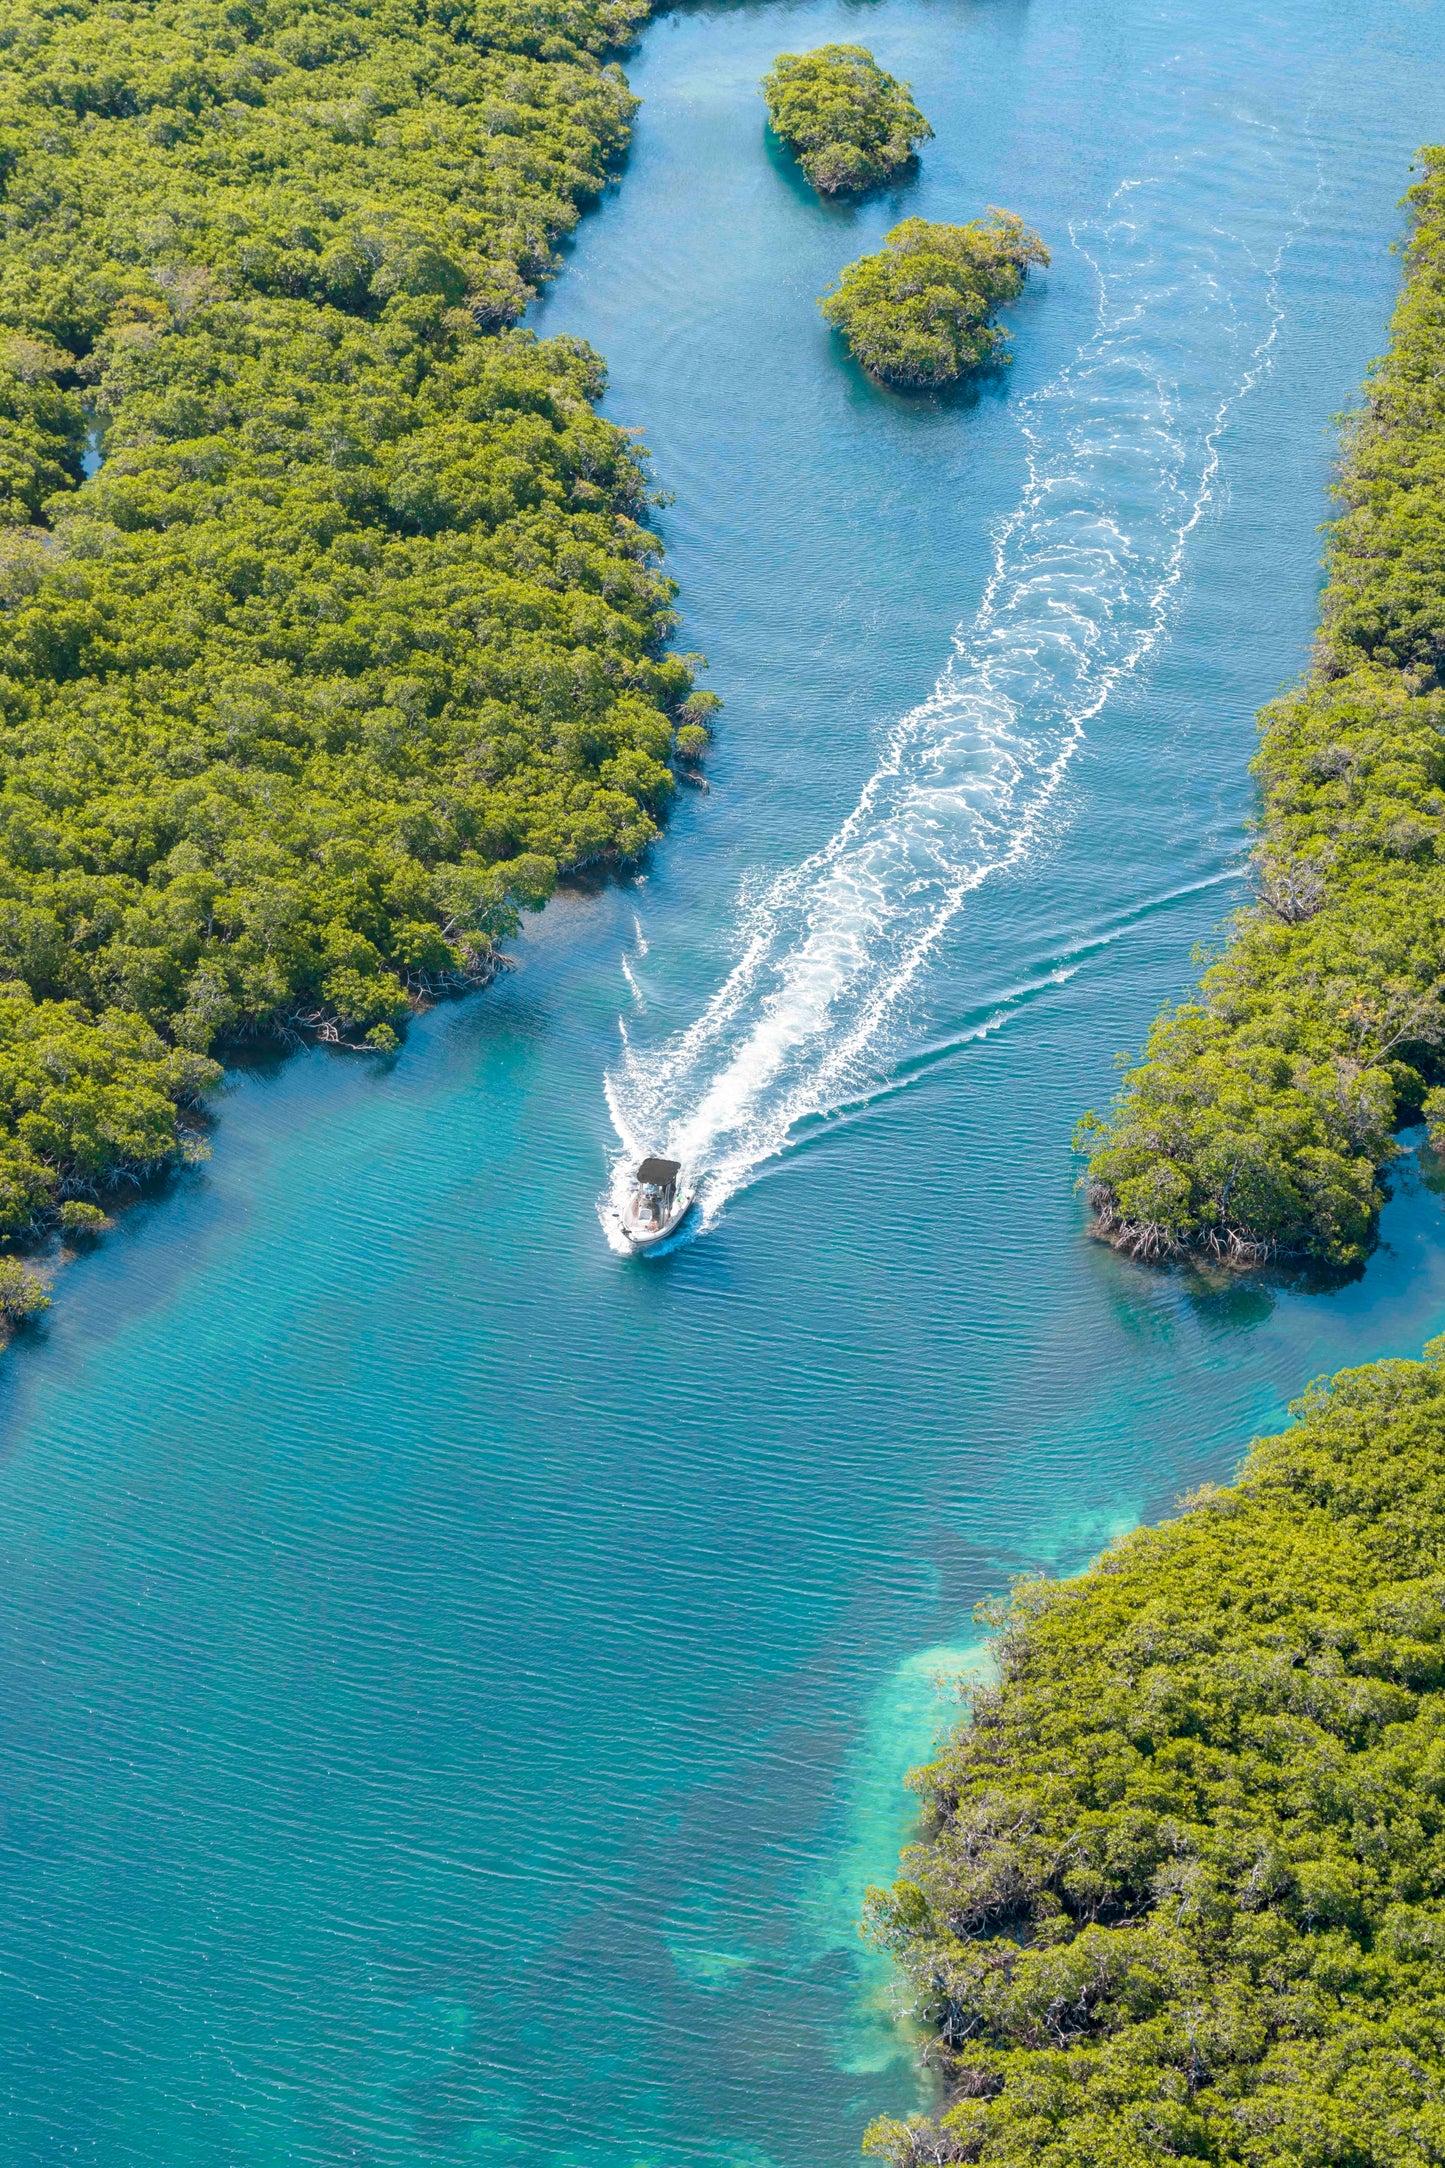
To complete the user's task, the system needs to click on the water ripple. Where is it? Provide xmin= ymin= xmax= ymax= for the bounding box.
xmin=602 ymin=143 xmax=1315 ymax=1244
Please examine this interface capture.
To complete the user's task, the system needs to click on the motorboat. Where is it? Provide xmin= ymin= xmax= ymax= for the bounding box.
xmin=622 ymin=1156 xmax=691 ymax=1251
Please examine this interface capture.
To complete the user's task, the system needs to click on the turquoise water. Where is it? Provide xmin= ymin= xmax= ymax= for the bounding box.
xmin=3 ymin=2 xmax=1445 ymax=2161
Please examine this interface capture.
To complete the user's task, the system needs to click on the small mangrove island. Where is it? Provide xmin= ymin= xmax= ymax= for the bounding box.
xmin=820 ymin=214 xmax=1050 ymax=390
xmin=761 ymin=44 xmax=933 ymax=197
xmin=1079 ymin=149 xmax=1445 ymax=1271
xmin=865 ymin=1341 xmax=1445 ymax=2167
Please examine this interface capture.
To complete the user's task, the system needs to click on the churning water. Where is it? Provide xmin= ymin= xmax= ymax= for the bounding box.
xmin=0 ymin=2 xmax=1443 ymax=2164
xmin=604 ymin=137 xmax=1315 ymax=1232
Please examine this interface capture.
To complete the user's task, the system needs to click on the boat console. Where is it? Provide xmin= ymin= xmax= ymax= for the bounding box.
xmin=624 ymin=1156 xmax=688 ymax=1249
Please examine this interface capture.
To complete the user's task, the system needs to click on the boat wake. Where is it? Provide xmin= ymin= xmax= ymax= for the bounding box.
xmin=600 ymin=155 xmax=1309 ymax=1252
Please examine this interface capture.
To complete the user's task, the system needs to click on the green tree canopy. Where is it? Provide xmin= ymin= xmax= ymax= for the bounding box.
xmin=762 ymin=44 xmax=932 ymax=196
xmin=1079 ymin=148 xmax=1445 ymax=1270
xmin=865 ymin=1341 xmax=1445 ymax=2166
xmin=0 ymin=0 xmax=705 ymax=1240
xmin=820 ymin=213 xmax=1049 ymax=389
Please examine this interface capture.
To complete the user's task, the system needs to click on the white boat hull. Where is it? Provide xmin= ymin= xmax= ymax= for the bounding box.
xmin=622 ymin=1189 xmax=692 ymax=1251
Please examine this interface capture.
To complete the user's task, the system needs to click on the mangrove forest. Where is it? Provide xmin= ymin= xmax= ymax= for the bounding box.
xmin=865 ymin=1341 xmax=1445 ymax=2167
xmin=1079 ymin=148 xmax=1445 ymax=1271
xmin=0 ymin=0 xmax=708 ymax=1249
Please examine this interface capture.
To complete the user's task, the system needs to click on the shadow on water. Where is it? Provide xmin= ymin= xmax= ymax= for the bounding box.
xmin=1093 ymin=1218 xmax=1385 ymax=1348
xmin=1415 ymin=1137 xmax=1445 ymax=1198
xmin=1090 ymin=1137 xmax=1445 ymax=1371
xmin=828 ymin=329 xmax=1019 ymax=413
xmin=760 ymin=122 xmax=928 ymax=214
xmin=555 ymin=860 xmax=652 ymax=898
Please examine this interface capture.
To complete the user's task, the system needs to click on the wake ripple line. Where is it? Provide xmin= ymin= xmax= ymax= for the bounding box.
xmin=600 ymin=153 xmax=1311 ymax=1251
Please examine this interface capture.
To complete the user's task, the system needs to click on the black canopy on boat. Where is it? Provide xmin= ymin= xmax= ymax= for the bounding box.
xmin=636 ymin=1157 xmax=681 ymax=1186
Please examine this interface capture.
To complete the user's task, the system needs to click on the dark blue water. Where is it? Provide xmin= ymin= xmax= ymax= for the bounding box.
xmin=2 ymin=2 xmax=1444 ymax=2162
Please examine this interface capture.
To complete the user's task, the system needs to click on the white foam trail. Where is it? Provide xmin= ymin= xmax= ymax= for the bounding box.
xmin=602 ymin=154 xmax=1308 ymax=1245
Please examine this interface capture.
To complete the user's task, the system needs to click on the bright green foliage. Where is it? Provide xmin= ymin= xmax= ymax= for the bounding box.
xmin=820 ymin=214 xmax=1049 ymax=389
xmin=57 ymin=1200 xmax=109 ymax=1235
xmin=0 ymin=0 xmax=703 ymax=1236
xmin=0 ymin=364 xmax=85 ymax=521
xmin=864 ymin=1342 xmax=1445 ymax=2165
xmin=761 ymin=44 xmax=932 ymax=197
xmin=1080 ymin=149 xmax=1445 ymax=1269
xmin=675 ymin=684 xmax=719 ymax=765
xmin=0 ymin=984 xmax=217 ymax=1228
xmin=0 ymin=1256 xmax=49 ymax=1322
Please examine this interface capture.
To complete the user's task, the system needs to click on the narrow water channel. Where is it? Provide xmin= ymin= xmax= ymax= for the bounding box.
xmin=0 ymin=1 xmax=1443 ymax=2162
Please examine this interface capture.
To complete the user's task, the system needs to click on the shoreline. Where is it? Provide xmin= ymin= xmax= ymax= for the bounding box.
xmin=865 ymin=1338 xmax=1445 ymax=2165
xmin=0 ymin=2 xmax=1441 ymax=2159
xmin=1080 ymin=149 xmax=1445 ymax=1276
xmin=0 ymin=0 xmax=701 ymax=1298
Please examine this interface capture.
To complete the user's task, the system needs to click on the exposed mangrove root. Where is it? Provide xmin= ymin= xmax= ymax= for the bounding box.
xmin=1086 ymin=1191 xmax=1278 ymax=1267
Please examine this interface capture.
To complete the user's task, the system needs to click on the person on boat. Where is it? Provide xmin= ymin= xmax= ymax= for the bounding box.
xmin=632 ymin=1157 xmax=680 ymax=1235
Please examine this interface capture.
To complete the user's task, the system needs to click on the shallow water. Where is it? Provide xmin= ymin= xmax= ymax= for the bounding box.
xmin=2 ymin=2 xmax=1445 ymax=2162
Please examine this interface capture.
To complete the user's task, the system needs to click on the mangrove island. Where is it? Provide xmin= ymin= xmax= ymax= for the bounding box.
xmin=820 ymin=213 xmax=1050 ymax=390
xmin=761 ymin=44 xmax=933 ymax=198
